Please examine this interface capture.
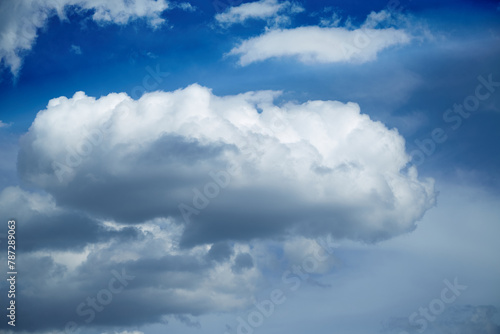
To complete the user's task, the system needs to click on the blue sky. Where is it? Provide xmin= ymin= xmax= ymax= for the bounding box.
xmin=0 ymin=1 xmax=499 ymax=334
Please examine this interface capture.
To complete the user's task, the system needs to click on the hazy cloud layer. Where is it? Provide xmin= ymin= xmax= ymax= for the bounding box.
xmin=381 ymin=305 xmax=500 ymax=334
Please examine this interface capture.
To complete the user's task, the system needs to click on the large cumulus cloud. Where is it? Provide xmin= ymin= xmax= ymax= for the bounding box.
xmin=18 ymin=84 xmax=436 ymax=247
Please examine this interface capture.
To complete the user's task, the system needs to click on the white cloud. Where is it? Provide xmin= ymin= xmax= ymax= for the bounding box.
xmin=215 ymin=0 xmax=303 ymax=26
xmin=228 ymin=10 xmax=413 ymax=66
xmin=0 ymin=0 xmax=169 ymax=76
xmin=0 ymin=120 xmax=10 ymax=128
xmin=18 ymin=84 xmax=436 ymax=245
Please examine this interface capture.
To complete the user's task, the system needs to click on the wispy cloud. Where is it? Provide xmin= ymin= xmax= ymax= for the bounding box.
xmin=228 ymin=10 xmax=417 ymax=66
xmin=215 ymin=0 xmax=303 ymax=27
xmin=0 ymin=120 xmax=11 ymax=128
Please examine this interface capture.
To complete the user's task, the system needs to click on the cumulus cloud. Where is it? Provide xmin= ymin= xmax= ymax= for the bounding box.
xmin=215 ymin=0 xmax=303 ymax=27
xmin=228 ymin=10 xmax=413 ymax=65
xmin=0 ymin=120 xmax=10 ymax=128
xmin=18 ymin=84 xmax=436 ymax=248
xmin=0 ymin=0 xmax=169 ymax=76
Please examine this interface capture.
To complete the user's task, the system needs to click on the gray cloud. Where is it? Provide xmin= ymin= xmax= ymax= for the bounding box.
xmin=206 ymin=242 xmax=234 ymax=262
xmin=231 ymin=252 xmax=254 ymax=273
xmin=0 ymin=187 xmax=139 ymax=252
xmin=0 ymin=222 xmax=261 ymax=332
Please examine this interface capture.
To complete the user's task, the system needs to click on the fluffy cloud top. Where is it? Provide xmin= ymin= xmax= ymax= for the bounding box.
xmin=18 ymin=84 xmax=435 ymax=247
xmin=228 ymin=10 xmax=412 ymax=65
xmin=0 ymin=0 xmax=169 ymax=76
xmin=215 ymin=0 xmax=303 ymax=26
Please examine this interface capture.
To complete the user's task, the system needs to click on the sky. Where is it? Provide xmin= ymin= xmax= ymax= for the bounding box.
xmin=0 ymin=0 xmax=499 ymax=334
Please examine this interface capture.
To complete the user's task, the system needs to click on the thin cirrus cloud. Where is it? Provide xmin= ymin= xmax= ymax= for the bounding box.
xmin=18 ymin=84 xmax=436 ymax=247
xmin=228 ymin=10 xmax=414 ymax=66
xmin=0 ymin=0 xmax=172 ymax=77
xmin=215 ymin=0 xmax=303 ymax=26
